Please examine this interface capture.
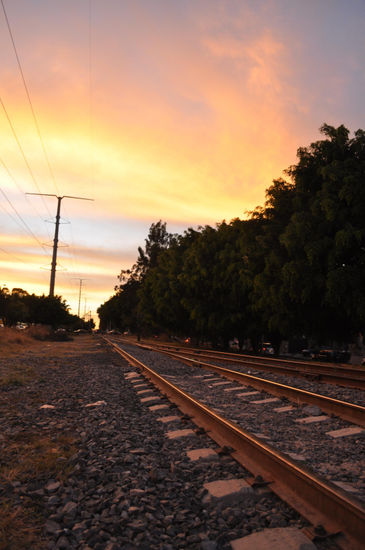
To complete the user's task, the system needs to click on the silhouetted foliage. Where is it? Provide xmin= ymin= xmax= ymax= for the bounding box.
xmin=98 ymin=124 xmax=365 ymax=349
xmin=0 ymin=287 xmax=91 ymax=329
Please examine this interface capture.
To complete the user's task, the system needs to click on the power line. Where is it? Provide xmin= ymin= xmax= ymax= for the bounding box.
xmin=0 ymin=156 xmax=25 ymax=196
xmin=0 ymin=157 xmax=51 ymax=251
xmin=0 ymin=246 xmax=24 ymax=263
xmin=0 ymin=95 xmax=52 ymax=219
xmin=1 ymin=0 xmax=60 ymax=196
xmin=0 ymin=186 xmax=49 ymax=253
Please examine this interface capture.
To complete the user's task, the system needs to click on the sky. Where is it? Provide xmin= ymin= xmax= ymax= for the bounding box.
xmin=1 ymin=0 xmax=364 ymax=322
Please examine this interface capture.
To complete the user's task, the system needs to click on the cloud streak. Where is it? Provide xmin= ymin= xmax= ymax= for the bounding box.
xmin=0 ymin=0 xmax=364 ymax=319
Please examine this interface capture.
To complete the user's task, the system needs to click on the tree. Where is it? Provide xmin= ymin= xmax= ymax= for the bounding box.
xmin=251 ymin=178 xmax=297 ymax=349
xmin=24 ymin=294 xmax=72 ymax=328
xmin=177 ymin=220 xmax=261 ymax=347
xmin=99 ymin=221 xmax=176 ymax=335
xmin=99 ymin=123 xmax=365 ymax=348
xmin=0 ymin=288 xmax=81 ymax=329
xmin=1 ymin=288 xmax=29 ymax=326
xmin=257 ymin=124 xmax=365 ymax=344
xmin=138 ymin=228 xmax=199 ymax=336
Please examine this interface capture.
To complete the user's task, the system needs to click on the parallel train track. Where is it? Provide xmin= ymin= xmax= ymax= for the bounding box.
xmin=137 ymin=344 xmax=365 ymax=428
xmin=137 ymin=340 xmax=365 ymax=390
xmin=104 ymin=337 xmax=365 ymax=550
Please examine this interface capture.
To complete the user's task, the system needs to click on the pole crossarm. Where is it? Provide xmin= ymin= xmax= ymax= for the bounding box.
xmin=26 ymin=192 xmax=94 ymax=297
xmin=26 ymin=193 xmax=94 ymax=202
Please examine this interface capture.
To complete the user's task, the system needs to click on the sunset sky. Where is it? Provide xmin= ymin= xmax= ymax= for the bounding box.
xmin=1 ymin=0 xmax=364 ymax=322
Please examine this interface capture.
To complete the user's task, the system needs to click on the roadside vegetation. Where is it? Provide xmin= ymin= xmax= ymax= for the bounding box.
xmin=98 ymin=124 xmax=365 ymax=353
xmin=0 ymin=433 xmax=76 ymax=550
xmin=0 ymin=291 xmax=94 ymax=332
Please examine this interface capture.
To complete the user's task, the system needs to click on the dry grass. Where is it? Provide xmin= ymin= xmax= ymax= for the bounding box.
xmin=0 ymin=500 xmax=45 ymax=550
xmin=0 ymin=327 xmax=50 ymax=354
xmin=0 ymin=365 xmax=37 ymax=389
xmin=0 ymin=327 xmax=29 ymax=346
xmin=0 ymin=432 xmax=76 ymax=483
xmin=0 ymin=433 xmax=76 ymax=550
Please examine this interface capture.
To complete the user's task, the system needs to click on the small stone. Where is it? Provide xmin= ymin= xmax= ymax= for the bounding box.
xmin=72 ymin=521 xmax=88 ymax=533
xmin=55 ymin=535 xmax=70 ymax=549
xmin=201 ymin=541 xmax=218 ymax=550
xmin=44 ymin=519 xmax=61 ymax=535
xmin=130 ymin=488 xmax=144 ymax=496
xmin=62 ymin=501 xmax=77 ymax=516
xmin=302 ymin=405 xmax=322 ymax=416
xmin=46 ymin=480 xmax=61 ymax=493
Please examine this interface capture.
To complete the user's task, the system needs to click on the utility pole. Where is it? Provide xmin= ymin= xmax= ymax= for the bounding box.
xmin=26 ymin=193 xmax=93 ymax=297
xmin=72 ymin=278 xmax=89 ymax=318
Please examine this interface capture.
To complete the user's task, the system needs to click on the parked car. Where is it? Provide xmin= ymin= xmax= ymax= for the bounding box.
xmin=259 ymin=342 xmax=274 ymax=355
xmin=317 ymin=349 xmax=351 ymax=363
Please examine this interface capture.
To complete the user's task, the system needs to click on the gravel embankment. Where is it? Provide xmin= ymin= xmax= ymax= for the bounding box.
xmin=117 ymin=342 xmax=365 ymax=503
xmin=202 ymin=357 xmax=365 ymax=406
xmin=1 ymin=335 xmax=317 ymax=550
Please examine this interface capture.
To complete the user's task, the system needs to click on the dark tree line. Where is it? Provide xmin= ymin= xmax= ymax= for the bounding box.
xmin=0 ymin=287 xmax=93 ymax=330
xmin=98 ymin=125 xmax=365 ymax=350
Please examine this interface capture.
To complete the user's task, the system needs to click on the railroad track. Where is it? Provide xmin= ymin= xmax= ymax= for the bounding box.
xmin=136 ymin=340 xmax=365 ymax=391
xmin=137 ymin=344 xmax=365 ymax=428
xmin=105 ymin=337 xmax=365 ymax=550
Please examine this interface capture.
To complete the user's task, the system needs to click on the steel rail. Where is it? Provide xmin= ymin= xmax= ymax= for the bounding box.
xmin=141 ymin=339 xmax=361 ymax=371
xmin=141 ymin=341 xmax=365 ymax=390
xmin=105 ymin=337 xmax=365 ymax=550
xmin=137 ymin=345 xmax=365 ymax=428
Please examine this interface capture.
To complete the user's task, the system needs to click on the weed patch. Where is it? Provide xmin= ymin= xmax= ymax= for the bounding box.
xmin=0 ymin=433 xmax=76 ymax=483
xmin=0 ymin=433 xmax=76 ymax=549
xmin=0 ymin=499 xmax=45 ymax=550
xmin=0 ymin=366 xmax=36 ymax=390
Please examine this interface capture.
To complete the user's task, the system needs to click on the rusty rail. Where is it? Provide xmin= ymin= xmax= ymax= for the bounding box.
xmin=139 ymin=345 xmax=365 ymax=428
xmin=105 ymin=337 xmax=365 ymax=550
xmin=141 ymin=341 xmax=365 ymax=390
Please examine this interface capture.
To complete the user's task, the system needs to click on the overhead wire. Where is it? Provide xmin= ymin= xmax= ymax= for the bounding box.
xmin=59 ymin=0 xmax=95 ymax=310
xmin=1 ymin=0 xmax=60 ymax=197
xmin=1 ymin=0 xmax=74 ymax=293
xmin=0 ymin=156 xmax=50 ymax=235
xmin=0 ymin=1 xmax=94 ymax=313
xmin=0 ymin=158 xmax=50 ymax=253
xmin=0 ymin=185 xmax=49 ymax=253
xmin=0 ymin=246 xmax=25 ymax=263
xmin=3 ymin=0 xmax=88 ymax=294
xmin=0 ymin=95 xmax=53 ymax=220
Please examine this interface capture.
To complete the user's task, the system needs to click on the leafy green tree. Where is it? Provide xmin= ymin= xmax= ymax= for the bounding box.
xmin=99 ymin=123 xmax=365 ymax=349
xmin=177 ymin=220 xmax=261 ymax=347
xmin=256 ymin=124 xmax=365 ymax=345
xmin=99 ymin=221 xmax=176 ymax=335
xmin=24 ymin=294 xmax=72 ymax=328
xmin=1 ymin=288 xmax=30 ymax=326
xmin=0 ymin=287 xmax=82 ymax=329
xmin=138 ymin=228 xmax=199 ymax=336
xmin=251 ymin=178 xmax=297 ymax=349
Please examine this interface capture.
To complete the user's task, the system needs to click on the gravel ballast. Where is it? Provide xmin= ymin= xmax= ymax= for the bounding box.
xmin=0 ymin=335 xmax=320 ymax=549
xmin=115 ymin=341 xmax=365 ymax=504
